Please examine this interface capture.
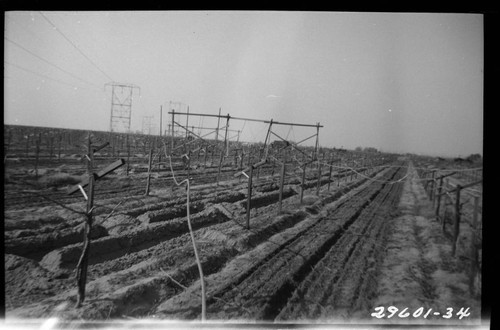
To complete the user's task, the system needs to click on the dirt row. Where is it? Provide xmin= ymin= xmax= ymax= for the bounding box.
xmin=150 ymin=165 xmax=405 ymax=321
xmin=6 ymin=163 xmax=395 ymax=320
xmin=3 ymin=163 xmax=284 ymax=209
xmin=4 ymin=164 xmax=363 ymax=262
xmin=4 ymin=154 xmax=364 ymax=210
xmin=276 ymin=171 xmax=404 ymax=321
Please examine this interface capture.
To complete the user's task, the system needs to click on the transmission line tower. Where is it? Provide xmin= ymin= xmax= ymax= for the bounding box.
xmin=105 ymin=82 xmax=140 ymax=133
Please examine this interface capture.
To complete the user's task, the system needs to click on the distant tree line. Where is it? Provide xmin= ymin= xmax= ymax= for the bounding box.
xmin=354 ymin=146 xmax=379 ymax=153
xmin=454 ymin=153 xmax=482 ymax=164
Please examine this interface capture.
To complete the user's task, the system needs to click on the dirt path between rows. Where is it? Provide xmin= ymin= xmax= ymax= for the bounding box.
xmin=369 ymin=161 xmax=481 ymax=326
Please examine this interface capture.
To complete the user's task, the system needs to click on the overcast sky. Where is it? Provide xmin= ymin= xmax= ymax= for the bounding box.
xmin=4 ymin=11 xmax=483 ymax=157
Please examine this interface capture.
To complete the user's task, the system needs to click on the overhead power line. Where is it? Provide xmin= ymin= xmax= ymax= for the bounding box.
xmin=5 ymin=37 xmax=101 ymax=89
xmin=5 ymin=60 xmax=101 ymax=92
xmin=38 ymin=11 xmax=114 ymax=82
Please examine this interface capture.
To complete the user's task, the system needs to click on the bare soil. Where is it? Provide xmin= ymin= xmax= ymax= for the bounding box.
xmin=4 ymin=159 xmax=482 ymax=327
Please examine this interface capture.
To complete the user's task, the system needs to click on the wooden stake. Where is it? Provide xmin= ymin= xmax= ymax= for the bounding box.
xmin=158 ymin=106 xmax=163 ymax=173
xmin=246 ymin=164 xmax=253 ymax=229
xmin=49 ymin=135 xmax=54 ymax=159
xmin=327 ymin=160 xmax=333 ymax=191
xmin=76 ymin=134 xmax=95 ymax=308
xmin=435 ymin=177 xmax=444 ymax=221
xmin=171 ymin=110 xmax=175 ymax=155
xmin=278 ymin=161 xmax=286 ymax=214
xmin=215 ymin=107 xmax=221 ymax=143
xmin=126 ymin=134 xmax=130 ymax=176
xmin=452 ymin=185 xmax=462 ymax=256
xmin=145 ymin=148 xmax=153 ymax=196
xmin=216 ymin=115 xmax=230 ymax=184
xmin=337 ymin=159 xmax=341 ymax=187
xmin=58 ymin=134 xmax=62 ymax=161
xmin=469 ymin=195 xmax=480 ymax=295
xmin=257 ymin=120 xmax=273 ymax=179
xmin=185 ymin=106 xmax=190 ymax=140
xmin=300 ymin=164 xmax=307 ymax=204
xmin=316 ymin=160 xmax=322 ymax=196
xmin=430 ymin=170 xmax=436 ymax=200
xmin=108 ymin=133 xmax=113 ymax=157
xmin=35 ymin=133 xmax=41 ymax=179
xmin=350 ymin=161 xmax=354 ymax=181
xmin=25 ymin=133 xmax=30 ymax=158
xmin=442 ymin=194 xmax=448 ymax=233
xmin=186 ymin=150 xmax=191 ymax=183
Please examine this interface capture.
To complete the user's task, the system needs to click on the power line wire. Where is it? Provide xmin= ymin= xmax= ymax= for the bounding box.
xmin=5 ymin=61 xmax=101 ymax=92
xmin=4 ymin=36 xmax=102 ymax=89
xmin=38 ymin=11 xmax=114 ymax=82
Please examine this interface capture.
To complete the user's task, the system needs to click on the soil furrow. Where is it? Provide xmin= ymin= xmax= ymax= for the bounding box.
xmin=202 ymin=168 xmax=401 ymax=320
xmin=275 ymin=167 xmax=405 ymax=321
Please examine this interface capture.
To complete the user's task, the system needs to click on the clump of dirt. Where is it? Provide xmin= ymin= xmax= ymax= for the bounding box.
xmin=301 ymin=195 xmax=320 ymax=205
xmin=5 ymin=254 xmax=72 ymax=310
xmin=98 ymin=214 xmax=142 ymax=235
xmin=37 ymin=172 xmax=83 ymax=188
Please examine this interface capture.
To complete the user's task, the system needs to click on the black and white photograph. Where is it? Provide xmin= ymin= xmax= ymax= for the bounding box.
xmin=3 ymin=10 xmax=487 ymax=329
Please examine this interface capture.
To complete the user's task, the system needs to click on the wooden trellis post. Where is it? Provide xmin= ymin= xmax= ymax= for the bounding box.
xmin=71 ymin=138 xmax=122 ymax=307
xmin=58 ymin=134 xmax=62 ymax=161
xmin=423 ymin=171 xmax=429 ymax=190
xmin=337 ymin=158 xmax=341 ymax=187
xmin=126 ymin=134 xmax=130 ymax=176
xmin=469 ymin=194 xmax=480 ymax=296
xmin=435 ymin=172 xmax=456 ymax=221
xmin=327 ymin=159 xmax=333 ymax=191
xmin=278 ymin=161 xmax=286 ymax=214
xmin=316 ymin=160 xmax=322 ymax=196
xmin=159 ymin=106 xmax=163 ymax=170
xmin=215 ymin=107 xmax=221 ymax=143
xmin=203 ymin=147 xmax=208 ymax=167
xmin=246 ymin=164 xmax=254 ymax=229
xmin=76 ymin=134 xmax=95 ymax=308
xmin=300 ymin=164 xmax=307 ymax=204
xmin=436 ymin=177 xmax=444 ymax=220
xmin=217 ymin=115 xmax=230 ymax=185
xmin=145 ymin=148 xmax=154 ymax=196
xmin=452 ymin=184 xmax=462 ymax=256
xmin=25 ymin=133 xmax=30 ymax=158
xmin=429 ymin=170 xmax=436 ymax=200
xmin=442 ymin=193 xmax=448 ymax=233
xmin=350 ymin=160 xmax=354 ymax=182
xmin=186 ymin=150 xmax=191 ymax=182
xmin=185 ymin=106 xmax=190 ymax=140
xmin=257 ymin=120 xmax=273 ymax=180
xmin=49 ymin=135 xmax=54 ymax=159
xmin=35 ymin=133 xmax=41 ymax=179
xmin=171 ymin=110 xmax=175 ymax=155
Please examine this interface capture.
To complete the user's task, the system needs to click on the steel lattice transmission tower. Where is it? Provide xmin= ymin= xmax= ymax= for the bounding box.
xmin=105 ymin=82 xmax=140 ymax=133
